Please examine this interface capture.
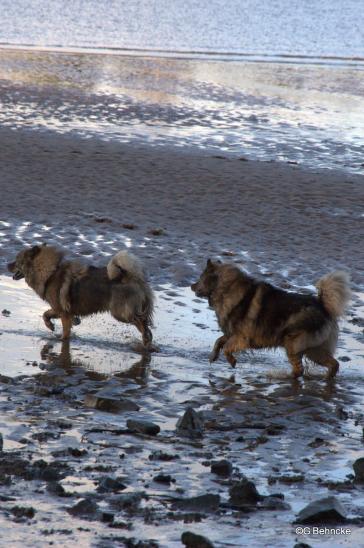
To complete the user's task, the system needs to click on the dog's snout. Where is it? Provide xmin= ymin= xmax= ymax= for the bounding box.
xmin=191 ymin=282 xmax=197 ymax=291
xmin=7 ymin=261 xmax=15 ymax=273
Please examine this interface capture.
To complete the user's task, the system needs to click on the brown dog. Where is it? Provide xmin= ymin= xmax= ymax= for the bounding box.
xmin=8 ymin=244 xmax=154 ymax=347
xmin=191 ymin=259 xmax=350 ymax=378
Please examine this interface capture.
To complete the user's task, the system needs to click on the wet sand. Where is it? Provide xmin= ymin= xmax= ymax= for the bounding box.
xmin=0 ymin=274 xmax=363 ymax=547
xmin=0 ymin=126 xmax=363 ymax=289
xmin=0 ymin=121 xmax=363 ymax=547
xmin=1 ymin=48 xmax=364 ymax=172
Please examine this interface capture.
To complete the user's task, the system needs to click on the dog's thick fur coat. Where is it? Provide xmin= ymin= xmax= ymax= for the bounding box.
xmin=191 ymin=260 xmax=350 ymax=378
xmin=8 ymin=245 xmax=154 ymax=347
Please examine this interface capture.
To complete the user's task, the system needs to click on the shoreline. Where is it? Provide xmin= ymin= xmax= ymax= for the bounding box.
xmin=1 ymin=43 xmax=364 ymax=68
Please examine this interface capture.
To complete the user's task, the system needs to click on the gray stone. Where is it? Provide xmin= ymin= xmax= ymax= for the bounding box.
xmin=84 ymin=393 xmax=139 ymax=413
xmin=0 ymin=375 xmax=13 ymax=384
xmin=181 ymin=531 xmax=215 ymax=548
xmin=31 ymin=459 xmax=67 ymax=482
xmin=148 ymin=450 xmax=179 ymax=461
xmin=353 ymin=457 xmax=364 ymax=482
xmin=295 ymin=496 xmax=347 ymax=524
xmin=110 ymin=492 xmax=144 ymax=512
xmin=46 ymin=481 xmax=67 ymax=497
xmin=97 ymin=476 xmax=127 ymax=493
xmin=259 ymin=495 xmax=290 ymax=511
xmin=172 ymin=493 xmax=220 ymax=512
xmin=211 ymin=459 xmax=232 ymax=477
xmin=153 ymin=474 xmax=175 ymax=484
xmin=0 ymin=455 xmax=31 ymax=479
xmin=11 ymin=505 xmax=35 ymax=519
xmin=350 ymin=316 xmax=364 ymax=327
xmin=127 ymin=419 xmax=160 ymax=436
xmin=176 ymin=407 xmax=203 ymax=438
xmin=229 ymin=479 xmax=262 ymax=506
xmin=67 ymin=498 xmax=99 ymax=519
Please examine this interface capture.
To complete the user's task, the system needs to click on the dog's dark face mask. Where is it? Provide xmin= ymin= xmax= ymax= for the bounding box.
xmin=7 ymin=245 xmax=42 ymax=281
xmin=191 ymin=259 xmax=220 ymax=299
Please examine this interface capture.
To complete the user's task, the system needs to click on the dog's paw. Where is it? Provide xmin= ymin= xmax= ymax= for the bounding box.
xmin=226 ymin=355 xmax=237 ymax=368
xmin=44 ymin=320 xmax=55 ymax=332
xmin=292 ymin=368 xmax=304 ymax=379
xmin=327 ymin=367 xmax=339 ymax=379
xmin=148 ymin=344 xmax=160 ymax=353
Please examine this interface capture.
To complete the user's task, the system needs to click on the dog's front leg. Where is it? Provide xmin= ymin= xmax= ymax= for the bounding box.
xmin=224 ymin=350 xmax=237 ymax=368
xmin=43 ymin=309 xmax=59 ymax=332
xmin=60 ymin=315 xmax=73 ymax=340
xmin=209 ymin=335 xmax=227 ymax=363
xmin=286 ymin=351 xmax=304 ymax=379
xmin=223 ymin=335 xmax=249 ymax=368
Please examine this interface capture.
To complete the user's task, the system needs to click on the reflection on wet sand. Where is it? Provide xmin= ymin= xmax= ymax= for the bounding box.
xmin=40 ymin=340 xmax=152 ymax=383
xmin=0 ymin=49 xmax=363 ymax=171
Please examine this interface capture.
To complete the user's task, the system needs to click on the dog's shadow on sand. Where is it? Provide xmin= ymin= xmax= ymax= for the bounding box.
xmin=40 ymin=340 xmax=152 ymax=384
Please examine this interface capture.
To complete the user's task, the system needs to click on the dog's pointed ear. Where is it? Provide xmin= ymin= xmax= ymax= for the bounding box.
xmin=206 ymin=258 xmax=217 ymax=270
xmin=30 ymin=245 xmax=41 ymax=258
xmin=115 ymin=265 xmax=127 ymax=280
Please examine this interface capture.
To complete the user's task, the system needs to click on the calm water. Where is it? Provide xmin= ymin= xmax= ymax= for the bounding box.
xmin=0 ymin=0 xmax=363 ymax=61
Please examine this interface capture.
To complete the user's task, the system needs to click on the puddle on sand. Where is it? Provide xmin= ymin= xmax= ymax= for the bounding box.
xmin=0 ymin=276 xmax=218 ymax=377
xmin=1 ymin=51 xmax=364 ymax=173
xmin=0 ymin=274 xmax=364 ymax=547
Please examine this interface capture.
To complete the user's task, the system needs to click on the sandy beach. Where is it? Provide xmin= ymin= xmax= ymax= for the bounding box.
xmin=0 ymin=126 xmax=363 ymax=289
xmin=0 ymin=48 xmax=364 ymax=547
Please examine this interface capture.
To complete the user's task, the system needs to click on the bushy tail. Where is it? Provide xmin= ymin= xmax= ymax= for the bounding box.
xmin=107 ymin=250 xmax=145 ymax=281
xmin=107 ymin=250 xmax=154 ymax=327
xmin=316 ymin=271 xmax=351 ymax=318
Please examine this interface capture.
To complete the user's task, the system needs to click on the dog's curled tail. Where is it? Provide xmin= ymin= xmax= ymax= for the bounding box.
xmin=107 ymin=251 xmax=145 ymax=281
xmin=316 ymin=271 xmax=351 ymax=318
xmin=107 ymin=250 xmax=145 ymax=281
xmin=107 ymin=250 xmax=154 ymax=328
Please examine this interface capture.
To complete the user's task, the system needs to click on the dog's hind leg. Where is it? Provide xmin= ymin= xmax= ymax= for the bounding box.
xmin=60 ymin=315 xmax=73 ymax=340
xmin=43 ymin=309 xmax=59 ymax=332
xmin=209 ymin=335 xmax=227 ymax=363
xmin=321 ymin=355 xmax=339 ymax=378
xmin=286 ymin=350 xmax=304 ymax=379
xmin=305 ymin=349 xmax=339 ymax=378
xmin=133 ymin=318 xmax=153 ymax=349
